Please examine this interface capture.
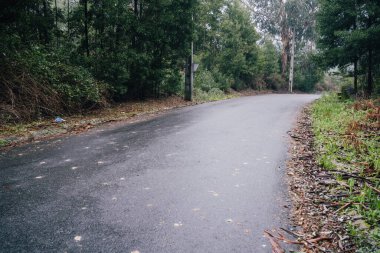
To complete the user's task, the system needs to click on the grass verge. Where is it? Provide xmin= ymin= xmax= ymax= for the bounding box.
xmin=312 ymin=93 xmax=380 ymax=252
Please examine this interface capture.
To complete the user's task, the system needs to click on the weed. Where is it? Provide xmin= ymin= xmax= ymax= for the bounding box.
xmin=312 ymin=93 xmax=380 ymax=250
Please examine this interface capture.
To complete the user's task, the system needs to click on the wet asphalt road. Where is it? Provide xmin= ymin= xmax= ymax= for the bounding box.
xmin=0 ymin=94 xmax=319 ymax=253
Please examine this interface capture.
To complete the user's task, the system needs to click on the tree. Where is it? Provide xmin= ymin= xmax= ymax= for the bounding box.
xmin=317 ymin=0 xmax=380 ymax=95
xmin=247 ymin=0 xmax=318 ymax=86
xmin=194 ymin=0 xmax=260 ymax=90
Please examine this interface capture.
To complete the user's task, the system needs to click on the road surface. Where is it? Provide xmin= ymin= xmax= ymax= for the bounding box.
xmin=0 ymin=94 xmax=319 ymax=252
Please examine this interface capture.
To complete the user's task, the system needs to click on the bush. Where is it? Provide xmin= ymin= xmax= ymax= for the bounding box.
xmin=194 ymin=87 xmax=227 ymax=102
xmin=194 ymin=69 xmax=218 ymax=92
xmin=161 ymin=68 xmax=182 ymax=96
xmin=266 ymin=73 xmax=285 ymax=90
xmin=0 ymin=49 xmax=109 ymax=123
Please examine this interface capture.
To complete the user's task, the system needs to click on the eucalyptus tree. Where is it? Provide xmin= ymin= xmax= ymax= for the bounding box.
xmin=246 ymin=0 xmax=318 ymax=79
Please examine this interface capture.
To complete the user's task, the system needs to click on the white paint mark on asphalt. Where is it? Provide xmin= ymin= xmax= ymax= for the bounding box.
xmin=97 ymin=161 xmax=104 ymax=164
xmin=74 ymin=236 xmax=82 ymax=242
xmin=144 ymin=187 xmax=151 ymax=190
xmin=81 ymin=207 xmax=87 ymax=210
xmin=35 ymin=176 xmax=44 ymax=179
xmin=208 ymin=191 xmax=219 ymax=197
xmin=39 ymin=161 xmax=46 ymax=165
xmin=71 ymin=167 xmax=78 ymax=170
xmin=174 ymin=222 xmax=183 ymax=227
xmin=18 ymin=153 xmax=23 ymax=156
xmin=243 ymin=162 xmax=248 ymax=165
xmin=84 ymin=147 xmax=90 ymax=149
xmin=64 ymin=159 xmax=71 ymax=162
xmin=112 ymin=197 xmax=117 ymax=201
xmin=120 ymin=177 xmax=125 ymax=180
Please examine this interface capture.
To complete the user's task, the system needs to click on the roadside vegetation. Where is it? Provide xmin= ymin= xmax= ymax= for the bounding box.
xmin=312 ymin=94 xmax=380 ymax=252
xmin=1 ymin=0 xmax=325 ymax=126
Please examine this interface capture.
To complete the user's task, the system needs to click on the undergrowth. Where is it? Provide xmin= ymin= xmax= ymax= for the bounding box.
xmin=0 ymin=49 xmax=109 ymax=124
xmin=194 ymin=87 xmax=234 ymax=102
xmin=312 ymin=94 xmax=380 ymax=251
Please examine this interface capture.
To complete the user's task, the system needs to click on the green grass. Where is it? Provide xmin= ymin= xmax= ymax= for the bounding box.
xmin=312 ymin=93 xmax=380 ymax=251
xmin=0 ymin=139 xmax=9 ymax=147
xmin=194 ymin=87 xmax=236 ymax=102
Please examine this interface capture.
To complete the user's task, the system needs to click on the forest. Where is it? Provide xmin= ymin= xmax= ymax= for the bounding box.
xmin=0 ymin=0 xmax=379 ymax=123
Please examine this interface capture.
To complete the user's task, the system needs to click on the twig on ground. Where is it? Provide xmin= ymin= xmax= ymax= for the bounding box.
xmin=264 ymin=231 xmax=286 ymax=253
xmin=334 ymin=202 xmax=352 ymax=214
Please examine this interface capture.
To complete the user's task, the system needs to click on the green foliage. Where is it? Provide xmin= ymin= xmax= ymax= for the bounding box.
xmin=194 ymin=88 xmax=231 ymax=102
xmin=294 ymin=53 xmax=323 ymax=92
xmin=195 ymin=0 xmax=274 ymax=92
xmin=20 ymin=48 xmax=109 ymax=110
xmin=0 ymin=139 xmax=9 ymax=147
xmin=194 ymin=69 xmax=219 ymax=92
xmin=317 ymin=0 xmax=380 ymax=95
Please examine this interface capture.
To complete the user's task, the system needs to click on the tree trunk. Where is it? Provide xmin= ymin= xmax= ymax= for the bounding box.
xmin=67 ymin=0 xmax=70 ymax=39
xmin=367 ymin=48 xmax=373 ymax=95
xmin=353 ymin=59 xmax=358 ymax=94
xmin=366 ymin=16 xmax=373 ymax=96
xmin=42 ymin=0 xmax=49 ymax=45
xmin=84 ymin=0 xmax=89 ymax=56
xmin=289 ymin=29 xmax=295 ymax=93
xmin=279 ymin=0 xmax=289 ymax=78
xmin=55 ymin=0 xmax=59 ymax=48
xmin=134 ymin=0 xmax=139 ymax=16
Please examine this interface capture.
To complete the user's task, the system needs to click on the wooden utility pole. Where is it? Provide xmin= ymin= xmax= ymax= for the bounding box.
xmin=289 ymin=28 xmax=295 ymax=93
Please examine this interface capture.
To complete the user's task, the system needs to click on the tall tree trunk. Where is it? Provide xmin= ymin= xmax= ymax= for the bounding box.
xmin=42 ymin=0 xmax=49 ymax=45
xmin=54 ymin=0 xmax=59 ymax=48
xmin=84 ymin=0 xmax=89 ymax=56
xmin=289 ymin=28 xmax=295 ymax=93
xmin=353 ymin=8 xmax=357 ymax=95
xmin=366 ymin=16 xmax=373 ymax=96
xmin=134 ymin=0 xmax=138 ymax=16
xmin=279 ymin=0 xmax=289 ymax=78
xmin=354 ymin=58 xmax=358 ymax=94
xmin=367 ymin=48 xmax=373 ymax=95
xmin=133 ymin=0 xmax=139 ymax=47
xmin=67 ymin=0 xmax=70 ymax=39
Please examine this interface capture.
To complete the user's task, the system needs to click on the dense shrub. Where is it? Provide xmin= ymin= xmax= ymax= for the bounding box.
xmin=0 ymin=49 xmax=109 ymax=123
